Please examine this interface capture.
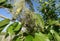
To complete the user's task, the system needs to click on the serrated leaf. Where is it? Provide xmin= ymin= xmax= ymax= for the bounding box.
xmin=24 ymin=35 xmax=33 ymax=41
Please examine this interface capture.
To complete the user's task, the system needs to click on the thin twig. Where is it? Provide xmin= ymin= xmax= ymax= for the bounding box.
xmin=0 ymin=14 xmax=16 ymax=22
xmin=0 ymin=14 xmax=8 ymax=19
xmin=0 ymin=6 xmax=5 ymax=8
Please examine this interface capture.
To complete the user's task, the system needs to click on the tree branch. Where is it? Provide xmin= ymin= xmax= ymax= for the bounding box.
xmin=0 ymin=14 xmax=16 ymax=22
xmin=0 ymin=6 xmax=6 ymax=8
xmin=0 ymin=14 xmax=8 ymax=19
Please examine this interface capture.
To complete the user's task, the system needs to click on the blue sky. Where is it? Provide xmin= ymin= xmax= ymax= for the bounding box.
xmin=0 ymin=0 xmax=60 ymax=21
xmin=0 ymin=0 xmax=40 ymax=32
xmin=0 ymin=0 xmax=39 ymax=21
xmin=0 ymin=8 xmax=12 ymax=21
xmin=0 ymin=8 xmax=12 ymax=32
xmin=0 ymin=0 xmax=60 ymax=32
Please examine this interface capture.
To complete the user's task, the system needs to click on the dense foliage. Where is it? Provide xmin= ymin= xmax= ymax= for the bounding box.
xmin=0 ymin=0 xmax=60 ymax=41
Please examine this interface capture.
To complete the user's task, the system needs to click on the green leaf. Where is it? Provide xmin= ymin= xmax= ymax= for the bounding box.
xmin=14 ymin=22 xmax=22 ymax=31
xmin=0 ymin=19 xmax=10 ymax=27
xmin=0 ymin=0 xmax=12 ymax=9
xmin=47 ymin=19 xmax=60 ymax=25
xmin=33 ymin=14 xmax=44 ymax=31
xmin=48 ymin=30 xmax=60 ymax=41
xmin=54 ymin=34 xmax=60 ymax=41
xmin=5 ymin=33 xmax=9 ymax=38
xmin=53 ymin=31 xmax=60 ymax=41
xmin=11 ymin=22 xmax=18 ymax=28
xmin=0 ymin=25 xmax=6 ymax=32
xmin=33 ymin=32 xmax=50 ymax=41
xmin=12 ymin=36 xmax=19 ymax=41
xmin=0 ymin=19 xmax=10 ymax=32
xmin=14 ymin=22 xmax=22 ymax=34
xmin=12 ymin=36 xmax=21 ymax=41
xmin=7 ymin=22 xmax=18 ymax=35
xmin=16 ymin=37 xmax=21 ymax=41
xmin=8 ymin=26 xmax=15 ymax=35
xmin=24 ymin=35 xmax=33 ymax=41
xmin=0 ymin=0 xmax=6 ymax=3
